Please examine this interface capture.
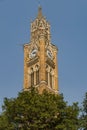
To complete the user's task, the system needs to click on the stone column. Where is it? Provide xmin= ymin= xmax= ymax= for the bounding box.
xmin=23 ymin=44 xmax=29 ymax=90
xmin=39 ymin=36 xmax=46 ymax=82
xmin=53 ymin=48 xmax=58 ymax=91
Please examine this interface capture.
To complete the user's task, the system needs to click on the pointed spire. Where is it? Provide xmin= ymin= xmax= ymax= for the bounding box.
xmin=37 ymin=6 xmax=43 ymax=19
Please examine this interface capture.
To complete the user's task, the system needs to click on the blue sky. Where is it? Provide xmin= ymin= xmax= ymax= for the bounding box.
xmin=0 ymin=0 xmax=87 ymax=112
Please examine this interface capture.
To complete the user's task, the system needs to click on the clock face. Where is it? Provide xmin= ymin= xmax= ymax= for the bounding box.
xmin=47 ymin=50 xmax=53 ymax=60
xmin=29 ymin=49 xmax=37 ymax=59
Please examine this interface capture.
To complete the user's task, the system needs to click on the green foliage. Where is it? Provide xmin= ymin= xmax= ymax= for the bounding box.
xmin=0 ymin=88 xmax=80 ymax=130
xmin=80 ymin=92 xmax=87 ymax=130
xmin=83 ymin=92 xmax=87 ymax=114
xmin=0 ymin=113 xmax=14 ymax=130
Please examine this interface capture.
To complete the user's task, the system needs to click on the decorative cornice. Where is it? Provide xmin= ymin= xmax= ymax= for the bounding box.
xmin=27 ymin=57 xmax=39 ymax=67
xmin=46 ymin=57 xmax=55 ymax=69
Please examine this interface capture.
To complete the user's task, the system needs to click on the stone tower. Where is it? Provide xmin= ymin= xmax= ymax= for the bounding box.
xmin=23 ymin=7 xmax=59 ymax=94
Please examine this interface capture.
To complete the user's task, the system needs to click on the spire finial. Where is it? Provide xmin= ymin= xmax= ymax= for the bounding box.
xmin=37 ymin=6 xmax=43 ymax=19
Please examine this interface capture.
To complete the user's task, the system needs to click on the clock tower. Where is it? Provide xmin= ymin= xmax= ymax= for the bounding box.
xmin=23 ymin=7 xmax=59 ymax=94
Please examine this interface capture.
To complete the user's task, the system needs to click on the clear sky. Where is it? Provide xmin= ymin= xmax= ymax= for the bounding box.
xmin=0 ymin=0 xmax=87 ymax=112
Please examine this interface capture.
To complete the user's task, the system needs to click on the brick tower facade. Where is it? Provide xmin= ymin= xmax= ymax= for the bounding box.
xmin=23 ymin=7 xmax=59 ymax=94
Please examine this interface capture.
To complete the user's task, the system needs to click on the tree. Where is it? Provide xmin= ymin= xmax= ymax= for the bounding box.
xmin=0 ymin=88 xmax=80 ymax=130
xmin=80 ymin=92 xmax=87 ymax=130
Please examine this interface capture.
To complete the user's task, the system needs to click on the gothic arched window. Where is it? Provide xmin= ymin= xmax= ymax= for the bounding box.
xmin=50 ymin=69 xmax=52 ymax=88
xmin=36 ymin=69 xmax=39 ymax=85
xmin=46 ymin=71 xmax=48 ymax=84
xmin=36 ymin=65 xmax=39 ymax=85
xmin=46 ymin=65 xmax=48 ymax=84
xmin=31 ymin=68 xmax=34 ymax=87
xmin=50 ymin=73 xmax=52 ymax=88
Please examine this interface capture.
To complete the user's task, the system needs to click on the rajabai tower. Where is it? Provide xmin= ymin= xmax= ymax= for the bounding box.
xmin=23 ymin=7 xmax=59 ymax=94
